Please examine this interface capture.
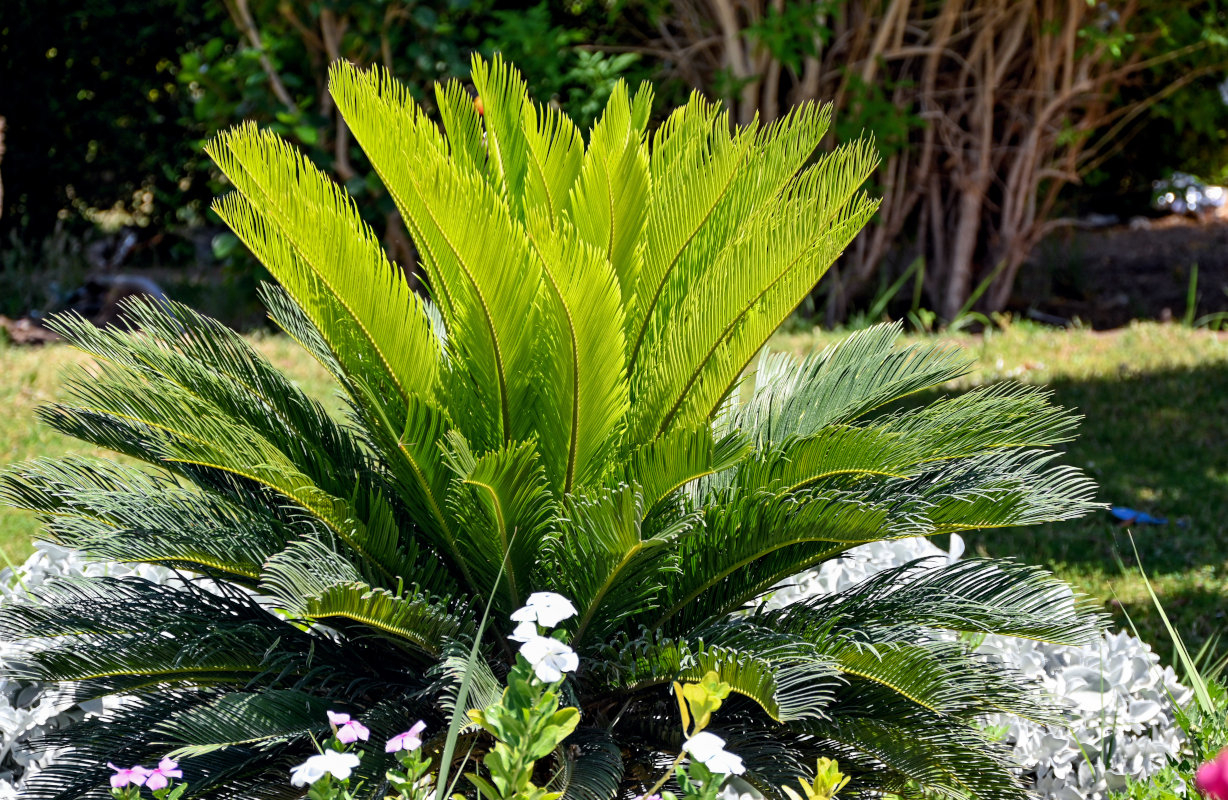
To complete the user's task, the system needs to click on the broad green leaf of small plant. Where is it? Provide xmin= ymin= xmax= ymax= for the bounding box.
xmin=782 ymin=758 xmax=850 ymax=800
xmin=673 ymin=670 xmax=732 ymax=736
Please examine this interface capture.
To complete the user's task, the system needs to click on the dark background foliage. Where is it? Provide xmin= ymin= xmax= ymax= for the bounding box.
xmin=2 ymin=0 xmax=1228 ymax=325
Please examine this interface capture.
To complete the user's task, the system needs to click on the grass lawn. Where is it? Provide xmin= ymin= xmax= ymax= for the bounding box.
xmin=2 ymin=320 xmax=1226 ymax=667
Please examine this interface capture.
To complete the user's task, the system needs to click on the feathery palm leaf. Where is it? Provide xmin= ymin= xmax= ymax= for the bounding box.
xmin=1 ymin=55 xmax=1103 ymax=800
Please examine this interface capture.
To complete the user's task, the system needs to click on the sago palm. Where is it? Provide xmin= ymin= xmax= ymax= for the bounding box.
xmin=0 ymin=55 xmax=1101 ymax=800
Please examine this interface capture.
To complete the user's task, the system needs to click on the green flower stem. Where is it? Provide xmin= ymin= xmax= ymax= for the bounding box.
xmin=643 ymin=750 xmax=689 ymax=799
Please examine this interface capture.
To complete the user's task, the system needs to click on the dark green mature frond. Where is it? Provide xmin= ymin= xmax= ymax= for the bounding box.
xmin=0 ymin=577 xmax=321 ymax=688
xmin=556 ymin=727 xmax=624 ymax=800
xmin=911 ymin=449 xmax=1100 ymax=532
xmin=652 ymin=490 xmax=928 ymax=632
xmin=807 ymin=713 xmax=1027 ymax=800
xmin=261 ymin=536 xmax=468 ymax=657
xmin=581 ymin=633 xmax=819 ymax=725
xmin=154 ymin=690 xmax=335 ymax=758
xmin=51 ymin=297 xmax=375 ymax=494
xmin=0 ymin=457 xmax=286 ymax=584
xmin=766 ymin=557 xmax=1105 ymax=646
xmin=23 ymin=691 xmax=219 ymax=800
xmin=550 ymin=486 xmax=687 ymax=647
xmin=39 ymin=353 xmax=418 ymax=588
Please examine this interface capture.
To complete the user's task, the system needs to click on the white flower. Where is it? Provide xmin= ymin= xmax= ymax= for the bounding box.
xmin=508 ymin=620 xmax=539 ymax=643
xmin=518 ymin=635 xmax=579 ymax=683
xmin=510 ymin=592 xmax=578 ymax=628
xmin=683 ymin=731 xmax=745 ymax=775
xmin=289 ymin=750 xmax=361 ymax=786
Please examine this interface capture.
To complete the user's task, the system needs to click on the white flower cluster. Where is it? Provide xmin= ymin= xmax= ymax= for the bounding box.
xmin=0 ymin=542 xmax=171 ymax=798
xmin=767 ymin=535 xmax=1193 ymax=800
xmin=509 ymin=592 xmax=580 ymax=683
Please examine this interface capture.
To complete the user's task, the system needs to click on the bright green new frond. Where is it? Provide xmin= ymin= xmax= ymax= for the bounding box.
xmin=206 ymin=123 xmax=440 ymax=407
xmin=332 ymin=60 xmax=547 ymax=448
xmin=522 ymin=91 xmax=584 ymax=221
xmin=646 ymin=91 xmax=724 ymax=191
xmin=525 ymin=210 xmax=628 ymax=491
xmin=568 ymin=79 xmax=652 ymax=305
xmin=444 ymin=435 xmax=556 ymax=611
xmin=435 ymin=78 xmax=487 ymax=177
xmin=471 ymin=52 xmax=531 ymax=214
xmin=627 ymin=99 xmax=750 ymax=366
xmin=625 ymin=424 xmax=749 ymax=513
xmin=627 ymin=101 xmax=834 ymax=384
xmin=632 ymin=140 xmax=881 ymax=440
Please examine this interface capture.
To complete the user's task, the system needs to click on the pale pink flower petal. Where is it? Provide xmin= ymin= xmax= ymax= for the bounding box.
xmin=386 ymin=720 xmax=428 ymax=753
xmin=336 ymin=719 xmax=370 ymax=744
xmin=108 ymin=763 xmax=150 ymax=789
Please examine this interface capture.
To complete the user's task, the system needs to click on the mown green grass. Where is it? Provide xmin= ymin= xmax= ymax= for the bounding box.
xmin=2 ymin=320 xmax=1226 ymax=666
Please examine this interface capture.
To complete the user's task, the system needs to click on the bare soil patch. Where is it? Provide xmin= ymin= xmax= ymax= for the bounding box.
xmin=1018 ymin=216 xmax=1228 ymax=329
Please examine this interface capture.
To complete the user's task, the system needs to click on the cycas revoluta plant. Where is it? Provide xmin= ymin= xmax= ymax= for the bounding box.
xmin=0 ymin=55 xmax=1102 ymax=800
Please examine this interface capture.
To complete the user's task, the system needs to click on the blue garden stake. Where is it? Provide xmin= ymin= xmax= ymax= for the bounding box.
xmin=1110 ymin=506 xmax=1168 ymax=525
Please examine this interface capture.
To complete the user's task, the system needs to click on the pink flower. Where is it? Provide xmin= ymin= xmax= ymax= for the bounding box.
xmin=144 ymin=757 xmax=182 ymax=791
xmin=1197 ymin=748 xmax=1228 ymax=799
xmin=639 ymin=795 xmax=662 ymax=800
xmin=108 ymin=763 xmax=150 ymax=789
xmin=327 ymin=710 xmax=370 ymax=744
xmin=386 ymin=720 xmax=427 ymax=753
